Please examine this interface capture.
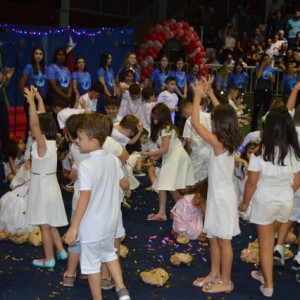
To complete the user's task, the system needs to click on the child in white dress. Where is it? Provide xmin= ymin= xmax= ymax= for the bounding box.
xmin=24 ymin=86 xmax=68 ymax=268
xmin=191 ymin=77 xmax=242 ymax=294
xmin=118 ymin=68 xmax=135 ymax=117
xmin=141 ymin=103 xmax=195 ymax=221
xmin=285 ymin=83 xmax=300 ymax=276
xmin=182 ymin=100 xmax=212 ymax=182
xmin=239 ymin=107 xmax=300 ymax=297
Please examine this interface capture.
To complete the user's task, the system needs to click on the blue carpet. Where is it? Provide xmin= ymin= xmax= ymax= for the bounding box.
xmin=0 ymin=176 xmax=299 ymax=300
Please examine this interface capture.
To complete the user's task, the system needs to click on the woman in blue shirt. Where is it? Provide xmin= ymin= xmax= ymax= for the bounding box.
xmin=97 ymin=51 xmax=116 ymax=97
xmin=251 ymin=54 xmax=275 ymax=131
xmin=228 ymin=62 xmax=249 ymax=93
xmin=170 ymin=57 xmax=187 ymax=99
xmin=186 ymin=63 xmax=201 ymax=101
xmin=19 ymin=47 xmax=47 ymax=136
xmin=280 ymin=63 xmax=298 ymax=102
xmin=116 ymin=52 xmax=141 ymax=84
xmin=46 ymin=47 xmax=72 ymax=106
xmin=96 ymin=51 xmax=116 ymax=113
xmin=149 ymin=54 xmax=171 ymax=96
xmin=72 ymin=57 xmax=91 ymax=104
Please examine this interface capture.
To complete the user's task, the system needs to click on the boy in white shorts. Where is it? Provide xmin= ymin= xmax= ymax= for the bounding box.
xmin=62 ymin=114 xmax=129 ymax=289
xmin=64 ymin=114 xmax=131 ymax=300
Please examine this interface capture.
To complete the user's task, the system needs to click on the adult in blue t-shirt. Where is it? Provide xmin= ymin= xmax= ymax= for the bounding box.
xmin=149 ymin=54 xmax=171 ymax=97
xmin=280 ymin=63 xmax=298 ymax=102
xmin=228 ymin=63 xmax=249 ymax=93
xmin=96 ymin=51 xmax=116 ymax=113
xmin=251 ymin=54 xmax=275 ymax=131
xmin=116 ymin=52 xmax=141 ymax=84
xmin=19 ymin=47 xmax=48 ymax=136
xmin=46 ymin=47 xmax=72 ymax=106
xmin=72 ymin=57 xmax=91 ymax=104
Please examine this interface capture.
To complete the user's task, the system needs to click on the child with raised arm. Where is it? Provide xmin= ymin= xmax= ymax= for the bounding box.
xmin=239 ymin=107 xmax=300 ymax=297
xmin=182 ymin=99 xmax=211 ymax=182
xmin=74 ymin=82 xmax=104 ymax=112
xmin=24 ymin=86 xmax=68 ymax=268
xmin=141 ymin=103 xmax=195 ymax=221
xmin=64 ymin=114 xmax=131 ymax=300
xmin=191 ymin=78 xmax=242 ymax=294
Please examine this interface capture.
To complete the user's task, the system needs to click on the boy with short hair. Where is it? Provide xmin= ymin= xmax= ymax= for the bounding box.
xmin=157 ymin=76 xmax=178 ymax=124
xmin=64 ymin=114 xmax=131 ymax=300
xmin=104 ymin=96 xmax=122 ymax=125
xmin=139 ymin=87 xmax=156 ymax=134
xmin=112 ymin=114 xmax=144 ymax=147
xmin=51 ymin=97 xmax=91 ymax=129
xmin=126 ymin=82 xmax=142 ymax=116
xmin=74 ymin=82 xmax=104 ymax=112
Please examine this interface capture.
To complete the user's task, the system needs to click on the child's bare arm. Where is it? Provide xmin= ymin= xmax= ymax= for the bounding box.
xmin=24 ymin=86 xmax=47 ymax=157
xmin=128 ymin=122 xmax=144 ymax=145
xmin=238 ymin=170 xmax=259 ymax=212
xmin=35 ymin=89 xmax=46 ymax=112
xmin=120 ymin=177 xmax=131 ymax=198
xmin=134 ymin=154 xmax=142 ymax=172
xmin=185 ymin=138 xmax=191 ymax=155
xmin=287 ymin=82 xmax=300 ymax=111
xmin=8 ymin=156 xmax=18 ymax=175
xmin=65 ymin=190 xmax=91 ymax=245
xmin=191 ymin=81 xmax=222 ymax=151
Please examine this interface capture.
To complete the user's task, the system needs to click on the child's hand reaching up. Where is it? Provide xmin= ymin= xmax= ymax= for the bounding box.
xmin=24 ymin=86 xmax=36 ymax=105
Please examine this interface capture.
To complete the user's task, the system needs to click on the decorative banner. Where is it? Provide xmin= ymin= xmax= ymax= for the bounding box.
xmin=137 ymin=19 xmax=207 ymax=82
xmin=66 ymin=35 xmax=76 ymax=73
xmin=0 ymin=24 xmax=134 ymax=106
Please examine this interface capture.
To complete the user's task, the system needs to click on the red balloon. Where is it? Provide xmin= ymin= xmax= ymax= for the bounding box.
xmin=161 ymin=21 xmax=168 ymax=26
xmin=138 ymin=49 xmax=146 ymax=56
xmin=201 ymin=69 xmax=207 ymax=76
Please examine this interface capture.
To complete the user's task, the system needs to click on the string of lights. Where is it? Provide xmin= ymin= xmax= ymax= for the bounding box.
xmin=0 ymin=24 xmax=133 ymax=37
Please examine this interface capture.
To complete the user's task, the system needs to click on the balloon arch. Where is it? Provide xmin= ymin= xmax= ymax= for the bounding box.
xmin=137 ymin=20 xmax=207 ymax=82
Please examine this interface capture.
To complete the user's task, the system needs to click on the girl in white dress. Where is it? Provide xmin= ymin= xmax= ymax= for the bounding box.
xmin=191 ymin=79 xmax=242 ymax=294
xmin=24 ymin=86 xmax=68 ymax=268
xmin=141 ymin=103 xmax=195 ymax=221
xmin=239 ymin=108 xmax=300 ymax=297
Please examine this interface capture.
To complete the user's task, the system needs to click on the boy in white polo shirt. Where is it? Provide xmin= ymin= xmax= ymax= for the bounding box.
xmin=74 ymin=82 xmax=104 ymax=112
xmin=64 ymin=114 xmax=131 ymax=300
xmin=157 ymin=76 xmax=178 ymax=124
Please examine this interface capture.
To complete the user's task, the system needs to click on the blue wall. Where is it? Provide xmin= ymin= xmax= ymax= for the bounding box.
xmin=0 ymin=24 xmax=134 ymax=106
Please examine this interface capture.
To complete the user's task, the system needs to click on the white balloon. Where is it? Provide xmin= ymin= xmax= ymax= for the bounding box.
xmin=145 ymin=56 xmax=154 ymax=65
xmin=140 ymin=43 xmax=148 ymax=50
xmin=141 ymin=60 xmax=148 ymax=68
xmin=155 ymin=24 xmax=163 ymax=32
xmin=147 ymin=40 xmax=154 ymax=47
